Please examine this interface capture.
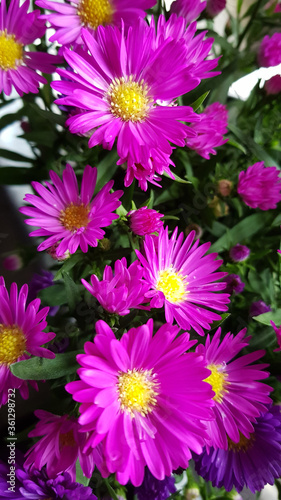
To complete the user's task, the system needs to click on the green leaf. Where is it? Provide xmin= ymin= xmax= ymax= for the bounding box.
xmin=75 ymin=458 xmax=90 ymax=486
xmin=253 ymin=309 xmax=281 ymax=326
xmin=54 ymin=253 xmax=82 ymax=281
xmin=228 ymin=124 xmax=280 ymax=168
xmin=272 ymin=214 xmax=281 ymax=227
xmin=29 ymin=104 xmax=66 ymax=125
xmin=10 ymin=351 xmax=82 ymax=380
xmin=0 ymin=166 xmax=49 ymax=185
xmin=163 ymin=171 xmax=191 ymax=184
xmin=62 ymin=272 xmax=80 ymax=312
xmin=210 ymin=313 xmax=230 ymax=330
xmin=19 ymin=130 xmax=56 ymax=147
xmin=210 ymin=212 xmax=272 ymax=253
xmin=95 ymin=150 xmax=119 ymax=192
xmin=0 ymin=148 xmax=34 ymax=163
xmin=37 ymin=284 xmax=68 ymax=306
xmin=190 ymin=91 xmax=210 ymax=111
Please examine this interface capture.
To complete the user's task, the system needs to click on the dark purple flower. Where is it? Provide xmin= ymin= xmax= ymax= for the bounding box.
xmin=229 ymin=244 xmax=250 ymax=262
xmin=27 ymin=270 xmax=59 ymax=316
xmin=249 ymin=300 xmax=271 ymax=318
xmin=135 ymin=468 xmax=176 ymax=500
xmin=224 ymin=274 xmax=245 ymax=295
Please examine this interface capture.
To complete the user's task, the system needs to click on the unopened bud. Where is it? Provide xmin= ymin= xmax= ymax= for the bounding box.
xmin=217 ymin=179 xmax=233 ymax=197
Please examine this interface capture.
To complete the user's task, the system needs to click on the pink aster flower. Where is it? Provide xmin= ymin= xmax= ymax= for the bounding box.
xmin=0 ymin=0 xmax=61 ymax=96
xmin=196 ymin=327 xmax=272 ymax=449
xmin=185 ymin=102 xmax=228 ymax=159
xmin=270 ymin=320 xmax=281 ymax=352
xmin=66 ymin=319 xmax=214 ymax=486
xmin=19 ymin=164 xmax=123 ymax=258
xmin=258 ymin=33 xmax=281 ymax=68
xmin=51 ymin=17 xmax=217 ymax=189
xmin=170 ymin=0 xmax=207 ymax=23
xmin=206 ymin=0 xmax=226 ymax=17
xmin=81 ymin=257 xmax=150 ymax=316
xmin=128 ymin=207 xmax=164 ymax=236
xmin=264 ymin=75 xmax=281 ymax=95
xmin=0 ymin=277 xmax=55 ymax=407
xmin=36 ymin=0 xmax=155 ymax=46
xmin=135 ymin=227 xmax=230 ymax=336
xmin=237 ymin=162 xmax=281 ymax=210
xmin=24 ymin=410 xmax=94 ymax=480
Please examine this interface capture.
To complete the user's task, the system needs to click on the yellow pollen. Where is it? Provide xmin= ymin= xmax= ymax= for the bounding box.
xmin=59 ymin=429 xmax=76 ymax=448
xmin=204 ymin=364 xmax=228 ymax=403
xmin=0 ymin=325 xmax=26 ymax=365
xmin=117 ymin=369 xmax=159 ymax=417
xmin=60 ymin=203 xmax=90 ymax=232
xmin=108 ymin=76 xmax=151 ymax=122
xmin=227 ymin=432 xmax=255 ymax=452
xmin=0 ymin=31 xmax=23 ymax=71
xmin=156 ymin=269 xmax=186 ymax=304
xmin=77 ymin=0 xmax=113 ymax=29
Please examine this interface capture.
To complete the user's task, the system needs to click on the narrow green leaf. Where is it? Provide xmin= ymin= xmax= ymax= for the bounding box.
xmin=76 ymin=458 xmax=90 ymax=486
xmin=272 ymin=214 xmax=281 ymax=227
xmin=37 ymin=284 xmax=68 ymax=306
xmin=54 ymin=253 xmax=82 ymax=281
xmin=0 ymin=148 xmax=34 ymax=163
xmin=190 ymin=91 xmax=210 ymax=111
xmin=253 ymin=310 xmax=281 ymax=326
xmin=10 ymin=351 xmax=82 ymax=380
xmin=163 ymin=171 xmax=191 ymax=184
xmin=95 ymin=150 xmax=119 ymax=192
xmin=62 ymin=272 xmax=80 ymax=312
xmin=210 ymin=313 xmax=230 ymax=330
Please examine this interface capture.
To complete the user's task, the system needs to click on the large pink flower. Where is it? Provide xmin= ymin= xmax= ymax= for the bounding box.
xmin=66 ymin=319 xmax=214 ymax=486
xmin=135 ymin=227 xmax=230 ymax=336
xmin=196 ymin=327 xmax=272 ymax=449
xmin=24 ymin=410 xmax=95 ymax=480
xmin=36 ymin=0 xmax=155 ymax=45
xmin=237 ymin=162 xmax=281 ymax=210
xmin=0 ymin=0 xmax=61 ymax=96
xmin=19 ymin=164 xmax=123 ymax=258
xmin=0 ymin=277 xmax=55 ymax=407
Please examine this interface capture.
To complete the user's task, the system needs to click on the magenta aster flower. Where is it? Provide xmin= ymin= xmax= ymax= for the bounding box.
xmin=194 ymin=406 xmax=281 ymax=493
xmin=224 ymin=274 xmax=245 ymax=295
xmin=0 ymin=0 xmax=61 ymax=96
xmin=237 ymin=162 xmax=281 ymax=210
xmin=264 ymin=75 xmax=281 ymax=95
xmin=185 ymin=102 xmax=228 ymax=159
xmin=36 ymin=0 xmax=155 ymax=46
xmin=270 ymin=320 xmax=281 ymax=352
xmin=128 ymin=207 xmax=164 ymax=236
xmin=135 ymin=227 xmax=229 ymax=336
xmin=0 ymin=277 xmax=55 ymax=407
xmin=81 ymin=257 xmax=150 ymax=316
xmin=51 ymin=16 xmax=217 ymax=189
xmin=229 ymin=243 xmax=250 ymax=262
xmin=196 ymin=327 xmax=272 ymax=449
xmin=170 ymin=0 xmax=206 ymax=23
xmin=249 ymin=300 xmax=271 ymax=317
xmin=258 ymin=33 xmax=281 ymax=67
xmin=19 ymin=164 xmax=123 ymax=258
xmin=24 ymin=410 xmax=94 ymax=480
xmin=66 ymin=319 xmax=214 ymax=486
xmin=206 ymin=0 xmax=226 ymax=17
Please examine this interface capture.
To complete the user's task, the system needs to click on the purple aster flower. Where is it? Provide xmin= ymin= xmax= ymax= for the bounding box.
xmin=24 ymin=410 xmax=94 ymax=480
xmin=135 ymin=468 xmax=176 ymax=500
xmin=36 ymin=0 xmax=155 ymax=46
xmin=0 ymin=0 xmax=61 ymax=96
xmin=249 ymin=300 xmax=271 ymax=318
xmin=185 ymin=102 xmax=228 ymax=159
xmin=258 ymin=33 xmax=281 ymax=67
xmin=0 ymin=460 xmax=97 ymax=500
xmin=264 ymin=75 xmax=281 ymax=94
xmin=196 ymin=327 xmax=272 ymax=449
xmin=270 ymin=320 xmax=281 ymax=352
xmin=19 ymin=164 xmax=123 ymax=258
xmin=170 ymin=0 xmax=207 ymax=23
xmin=66 ymin=319 xmax=214 ymax=486
xmin=229 ymin=244 xmax=250 ymax=262
xmin=27 ymin=269 xmax=59 ymax=316
xmin=224 ymin=274 xmax=245 ymax=295
xmin=81 ymin=257 xmax=150 ymax=316
xmin=237 ymin=162 xmax=281 ymax=210
xmin=206 ymin=0 xmax=226 ymax=17
xmin=135 ymin=227 xmax=230 ymax=336
xmin=128 ymin=207 xmax=164 ymax=236
xmin=52 ymin=16 xmax=218 ymax=189
xmin=0 ymin=277 xmax=55 ymax=407
xmin=194 ymin=406 xmax=281 ymax=493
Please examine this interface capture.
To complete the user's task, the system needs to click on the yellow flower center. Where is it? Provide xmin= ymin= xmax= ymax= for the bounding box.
xmin=77 ymin=0 xmax=113 ymax=29
xmin=59 ymin=429 xmax=76 ymax=448
xmin=227 ymin=432 xmax=255 ymax=452
xmin=0 ymin=31 xmax=23 ymax=71
xmin=108 ymin=76 xmax=151 ymax=122
xmin=204 ymin=364 xmax=228 ymax=403
xmin=156 ymin=269 xmax=186 ymax=303
xmin=60 ymin=203 xmax=90 ymax=232
xmin=117 ymin=369 xmax=159 ymax=417
xmin=0 ymin=324 xmax=26 ymax=365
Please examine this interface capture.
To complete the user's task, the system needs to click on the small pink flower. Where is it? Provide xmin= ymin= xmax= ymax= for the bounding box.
xmin=229 ymin=244 xmax=250 ymax=262
xmin=271 ymin=320 xmax=281 ymax=352
xmin=128 ymin=207 xmax=164 ymax=236
xmin=206 ymin=0 xmax=226 ymax=17
xmin=2 ymin=254 xmax=23 ymax=271
xmin=264 ymin=75 xmax=281 ymax=95
xmin=170 ymin=0 xmax=206 ymax=23
xmin=24 ymin=410 xmax=95 ymax=480
xmin=258 ymin=33 xmax=281 ymax=67
xmin=237 ymin=162 xmax=281 ymax=210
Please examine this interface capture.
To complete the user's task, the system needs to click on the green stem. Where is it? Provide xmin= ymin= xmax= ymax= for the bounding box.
xmin=104 ymin=478 xmax=119 ymax=500
xmin=236 ymin=0 xmax=263 ymax=49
